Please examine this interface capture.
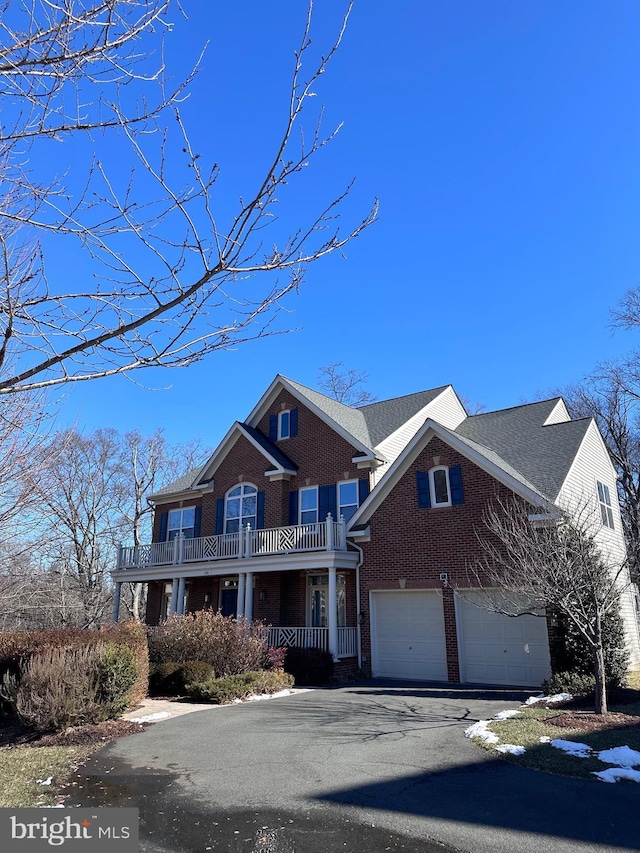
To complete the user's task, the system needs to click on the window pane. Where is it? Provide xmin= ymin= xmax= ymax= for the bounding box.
xmin=433 ymin=469 xmax=449 ymax=504
xmin=243 ymin=495 xmax=257 ymax=516
xmin=229 ymin=486 xmax=242 ymax=497
xmin=226 ymin=518 xmax=239 ymax=533
xmin=603 ymin=484 xmax=611 ymax=505
xmin=301 ymin=488 xmax=318 ymax=510
xmin=341 ymin=504 xmax=357 ymax=522
xmin=168 ymin=509 xmax=182 ymax=529
xmin=182 ymin=507 xmax=195 ymax=527
xmin=339 ymin=482 xmax=357 ymax=504
xmin=607 ymin=507 xmax=614 ymax=529
xmin=301 ymin=509 xmax=317 ymax=524
xmin=243 ymin=484 xmax=257 ymax=495
xmin=227 ymin=498 xmax=240 ymax=519
xmin=279 ymin=411 xmax=290 ymax=438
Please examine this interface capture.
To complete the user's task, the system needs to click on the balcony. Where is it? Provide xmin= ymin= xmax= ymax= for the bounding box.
xmin=268 ymin=626 xmax=357 ymax=659
xmin=117 ymin=516 xmax=348 ymax=571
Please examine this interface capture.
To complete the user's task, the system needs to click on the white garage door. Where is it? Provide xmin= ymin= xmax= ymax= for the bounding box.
xmin=371 ymin=591 xmax=448 ymax=681
xmin=456 ymin=591 xmax=551 ymax=687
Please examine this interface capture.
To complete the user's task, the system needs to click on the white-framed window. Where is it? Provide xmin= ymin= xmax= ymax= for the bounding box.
xmin=167 ymin=507 xmax=196 ymax=540
xmin=225 ymin=483 xmax=258 ymax=533
xmin=429 ymin=467 xmax=451 ymax=507
xmin=338 ymin=480 xmax=359 ymax=521
xmin=160 ymin=582 xmax=173 ymax=621
xmin=300 ymin=486 xmax=319 ymax=524
xmin=307 ymin=573 xmax=346 ymax=628
xmin=597 ymin=481 xmax=614 ymax=529
xmin=278 ymin=410 xmax=291 ymax=440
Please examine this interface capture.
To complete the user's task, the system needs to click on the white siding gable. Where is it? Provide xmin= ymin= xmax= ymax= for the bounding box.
xmin=544 ymin=399 xmax=571 ymax=425
xmin=557 ymin=419 xmax=640 ymax=667
xmin=373 ymin=386 xmax=467 ymax=484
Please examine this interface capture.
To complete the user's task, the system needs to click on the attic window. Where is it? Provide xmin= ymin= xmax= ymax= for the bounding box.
xmin=597 ymin=481 xmax=614 ymax=529
xmin=278 ymin=410 xmax=291 ymax=440
xmin=429 ymin=467 xmax=451 ymax=507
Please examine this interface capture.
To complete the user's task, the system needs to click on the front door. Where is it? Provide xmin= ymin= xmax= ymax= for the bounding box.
xmin=220 ymin=587 xmax=237 ymax=618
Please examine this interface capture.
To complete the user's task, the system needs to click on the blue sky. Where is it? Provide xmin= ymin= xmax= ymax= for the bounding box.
xmin=56 ymin=1 xmax=640 ymax=452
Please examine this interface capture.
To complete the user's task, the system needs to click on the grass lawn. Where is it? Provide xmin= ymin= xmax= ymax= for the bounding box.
xmin=0 ymin=744 xmax=94 ymax=807
xmin=469 ymin=674 xmax=640 ymax=781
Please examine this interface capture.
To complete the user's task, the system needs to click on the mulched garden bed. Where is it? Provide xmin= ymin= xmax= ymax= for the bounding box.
xmin=546 ymin=711 xmax=640 ymax=733
xmin=0 ymin=719 xmax=149 ymax=748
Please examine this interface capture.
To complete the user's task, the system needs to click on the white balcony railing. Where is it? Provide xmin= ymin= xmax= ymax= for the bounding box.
xmin=117 ymin=515 xmax=347 ymax=571
xmin=268 ymin=626 xmax=357 ymax=659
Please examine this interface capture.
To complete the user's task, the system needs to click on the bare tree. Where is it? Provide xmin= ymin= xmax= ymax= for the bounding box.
xmin=473 ymin=496 xmax=630 ymax=714
xmin=118 ymin=428 xmax=208 ymax=619
xmin=0 ymin=1 xmax=377 ymax=395
xmin=317 ymin=361 xmax=375 ymax=406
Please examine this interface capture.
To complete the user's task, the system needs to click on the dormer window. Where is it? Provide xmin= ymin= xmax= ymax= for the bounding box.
xmin=278 ymin=410 xmax=291 ymax=440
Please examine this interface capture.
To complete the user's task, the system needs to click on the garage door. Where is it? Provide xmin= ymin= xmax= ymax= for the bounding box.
xmin=456 ymin=590 xmax=551 ymax=687
xmin=371 ymin=591 xmax=448 ymax=681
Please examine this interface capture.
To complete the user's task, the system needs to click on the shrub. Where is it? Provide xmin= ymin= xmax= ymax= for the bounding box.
xmin=186 ymin=669 xmax=294 ymax=704
xmin=1 ymin=645 xmax=102 ymax=732
xmin=0 ymin=639 xmax=142 ymax=733
xmin=96 ymin=643 xmax=139 ymax=719
xmin=148 ymin=612 xmax=270 ymax=677
xmin=283 ymin=646 xmax=334 ymax=686
xmin=0 ymin=620 xmax=149 ymax=710
xmin=542 ymin=671 xmax=597 ymax=697
xmin=553 ymin=604 xmax=629 ymax=689
xmin=149 ymin=660 xmax=215 ymax=696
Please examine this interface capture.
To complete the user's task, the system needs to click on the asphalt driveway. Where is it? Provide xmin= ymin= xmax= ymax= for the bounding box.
xmin=70 ymin=682 xmax=639 ymax=853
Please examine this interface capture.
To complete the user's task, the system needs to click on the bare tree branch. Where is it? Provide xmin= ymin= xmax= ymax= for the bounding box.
xmin=0 ymin=1 xmax=377 ymax=393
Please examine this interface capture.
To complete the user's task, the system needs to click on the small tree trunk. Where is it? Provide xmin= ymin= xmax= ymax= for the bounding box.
xmin=593 ymin=621 xmax=608 ymax=714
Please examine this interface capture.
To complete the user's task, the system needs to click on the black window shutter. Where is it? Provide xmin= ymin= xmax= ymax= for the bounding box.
xmin=215 ymin=498 xmax=225 ymax=535
xmin=416 ymin=472 xmax=431 ymax=508
xmin=290 ymin=408 xmax=298 ymax=437
xmin=358 ymin=477 xmax=370 ymax=505
xmin=289 ymin=490 xmax=299 ymax=525
xmin=194 ymin=506 xmax=202 ymax=538
xmin=269 ymin=415 xmax=277 ymax=441
xmin=257 ymin=491 xmax=265 ymax=529
xmin=319 ymin=484 xmax=337 ymax=520
xmin=449 ymin=465 xmax=464 ymax=505
xmin=159 ymin=511 xmax=168 ymax=541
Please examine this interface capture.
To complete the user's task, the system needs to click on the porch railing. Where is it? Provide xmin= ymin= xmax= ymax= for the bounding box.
xmin=268 ymin=626 xmax=357 ymax=659
xmin=117 ymin=515 xmax=347 ymax=570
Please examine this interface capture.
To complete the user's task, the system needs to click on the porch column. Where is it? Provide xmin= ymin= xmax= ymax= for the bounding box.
xmin=169 ymin=578 xmax=179 ymax=615
xmin=244 ymin=572 xmax=254 ymax=622
xmin=328 ymin=566 xmax=338 ymax=661
xmin=111 ymin=582 xmax=122 ymax=623
xmin=237 ymin=573 xmax=246 ymax=619
xmin=176 ymin=577 xmax=186 ymax=615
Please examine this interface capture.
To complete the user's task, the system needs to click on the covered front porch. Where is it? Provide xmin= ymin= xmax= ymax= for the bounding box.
xmin=112 ymin=538 xmax=360 ymax=662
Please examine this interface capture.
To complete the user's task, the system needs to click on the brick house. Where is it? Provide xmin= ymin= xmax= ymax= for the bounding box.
xmin=111 ymin=375 xmax=640 ymax=686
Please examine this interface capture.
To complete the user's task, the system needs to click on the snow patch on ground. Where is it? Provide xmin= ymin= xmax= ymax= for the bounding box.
xmin=493 ymin=709 xmax=521 ymax=721
xmin=464 ymin=720 xmax=500 ymax=744
xmin=539 ymin=736 xmax=551 ymax=743
xmin=495 ymin=743 xmax=526 ymax=755
xmin=592 ymin=767 xmax=640 ymax=784
xmin=524 ymin=693 xmax=572 ymax=706
xmin=551 ymin=739 xmax=592 ymax=758
xmin=597 ymin=746 xmax=640 ymax=768
xmin=127 ymin=711 xmax=171 ymax=723
xmin=234 ymin=689 xmax=293 ymax=704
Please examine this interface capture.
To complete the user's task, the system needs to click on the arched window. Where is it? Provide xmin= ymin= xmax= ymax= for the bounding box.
xmin=429 ymin=466 xmax=451 ymax=507
xmin=225 ymin=483 xmax=258 ymax=533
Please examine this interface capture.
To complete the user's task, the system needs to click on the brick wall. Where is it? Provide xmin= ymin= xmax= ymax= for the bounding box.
xmin=359 ymin=436 xmax=522 ymax=682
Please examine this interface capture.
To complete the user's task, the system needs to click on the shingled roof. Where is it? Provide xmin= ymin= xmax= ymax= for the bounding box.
xmin=358 ymin=387 xmax=450 ymax=446
xmin=455 ymin=399 xmax=592 ymax=500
